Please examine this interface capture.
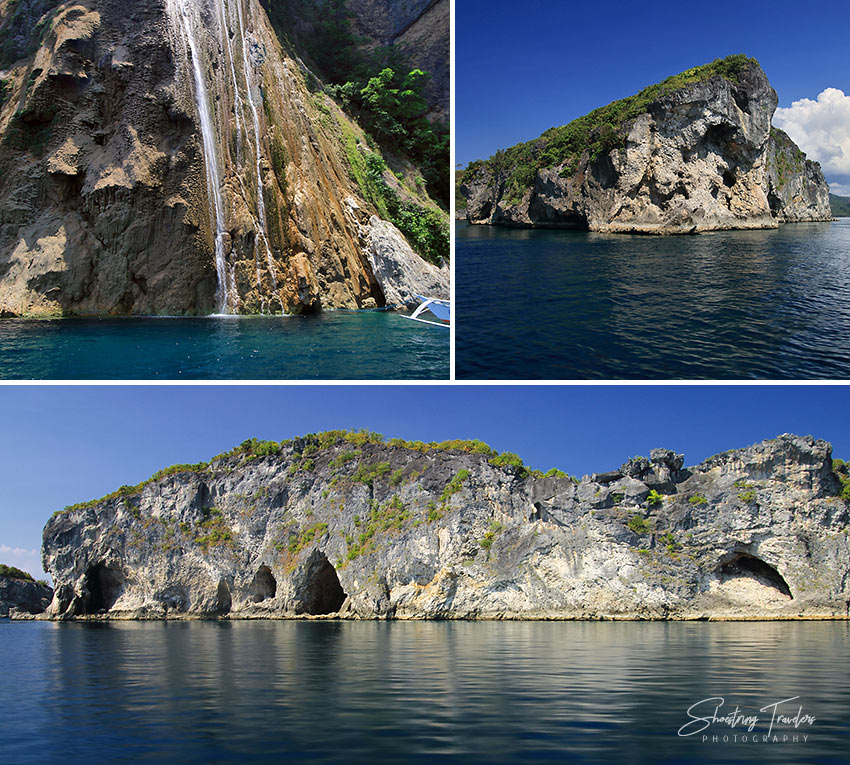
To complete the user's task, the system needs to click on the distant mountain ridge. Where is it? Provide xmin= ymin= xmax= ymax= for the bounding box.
xmin=459 ymin=55 xmax=831 ymax=234
xmin=830 ymin=193 xmax=850 ymax=217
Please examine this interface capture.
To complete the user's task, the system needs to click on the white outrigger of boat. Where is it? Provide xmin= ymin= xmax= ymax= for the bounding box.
xmin=404 ymin=295 xmax=450 ymax=328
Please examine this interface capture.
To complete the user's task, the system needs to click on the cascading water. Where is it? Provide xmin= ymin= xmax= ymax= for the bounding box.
xmin=168 ymin=0 xmax=283 ymax=314
xmin=167 ymin=0 xmax=235 ymax=314
xmin=217 ymin=0 xmax=245 ymax=161
xmin=234 ymin=0 xmax=281 ymax=308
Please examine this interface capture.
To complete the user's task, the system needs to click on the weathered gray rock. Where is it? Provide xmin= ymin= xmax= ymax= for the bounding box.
xmin=766 ymin=128 xmax=831 ymax=222
xmin=359 ymin=205 xmax=449 ymax=305
xmin=461 ymin=58 xmax=831 ymax=234
xmin=41 ymin=433 xmax=850 ymax=621
xmin=0 ymin=575 xmax=53 ymax=616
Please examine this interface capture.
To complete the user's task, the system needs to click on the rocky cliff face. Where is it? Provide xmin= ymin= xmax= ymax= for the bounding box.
xmin=0 ymin=0 xmax=447 ymax=317
xmin=0 ymin=574 xmax=52 ymax=616
xmin=345 ymin=0 xmax=448 ymax=122
xmin=41 ymin=432 xmax=850 ymax=620
xmin=461 ymin=57 xmax=831 ymax=234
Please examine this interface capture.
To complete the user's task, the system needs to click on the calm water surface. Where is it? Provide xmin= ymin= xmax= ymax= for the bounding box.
xmin=2 ymin=620 xmax=848 ymax=763
xmin=456 ymin=219 xmax=850 ymax=379
xmin=0 ymin=312 xmax=448 ymax=379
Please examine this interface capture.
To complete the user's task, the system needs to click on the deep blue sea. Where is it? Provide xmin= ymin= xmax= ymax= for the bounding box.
xmin=456 ymin=218 xmax=850 ymax=379
xmin=2 ymin=620 xmax=848 ymax=763
xmin=0 ymin=312 xmax=448 ymax=379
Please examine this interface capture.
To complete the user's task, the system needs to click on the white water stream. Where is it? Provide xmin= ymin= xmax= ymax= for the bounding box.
xmin=168 ymin=0 xmax=234 ymax=313
xmin=235 ymin=0 xmax=280 ymax=300
xmin=167 ymin=0 xmax=280 ymax=313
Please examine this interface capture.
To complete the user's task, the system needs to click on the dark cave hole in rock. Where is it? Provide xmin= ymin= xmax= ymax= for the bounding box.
xmin=216 ymin=579 xmax=232 ymax=614
xmin=732 ymin=88 xmax=750 ymax=113
xmin=301 ymin=553 xmax=347 ymax=615
xmin=250 ymin=565 xmax=277 ymax=602
xmin=718 ymin=554 xmax=793 ymax=599
xmin=83 ymin=563 xmax=124 ymax=613
xmin=767 ymin=190 xmax=782 ymax=214
xmin=722 ymin=170 xmax=737 ymax=188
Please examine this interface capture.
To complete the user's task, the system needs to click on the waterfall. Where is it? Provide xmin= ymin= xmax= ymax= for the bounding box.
xmin=167 ymin=0 xmax=234 ymax=314
xmin=235 ymin=0 xmax=280 ymax=297
xmin=217 ymin=0 xmax=244 ymax=160
xmin=167 ymin=0 xmax=281 ymax=314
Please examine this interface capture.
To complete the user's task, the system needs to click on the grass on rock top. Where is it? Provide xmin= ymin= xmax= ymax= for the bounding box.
xmin=60 ymin=428 xmax=850 ymax=520
xmin=52 ymin=430 xmax=574 ymax=517
xmin=460 ymin=54 xmax=759 ymax=202
xmin=0 ymin=563 xmax=34 ymax=581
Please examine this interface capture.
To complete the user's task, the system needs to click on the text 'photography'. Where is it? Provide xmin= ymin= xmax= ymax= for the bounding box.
xmin=3 ymin=385 xmax=850 ymax=761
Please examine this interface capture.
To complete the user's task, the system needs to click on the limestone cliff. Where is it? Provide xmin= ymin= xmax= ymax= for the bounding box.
xmin=0 ymin=570 xmax=52 ymax=615
xmin=41 ymin=432 xmax=850 ymax=620
xmin=460 ymin=56 xmax=831 ymax=234
xmin=0 ymin=0 xmax=447 ymax=317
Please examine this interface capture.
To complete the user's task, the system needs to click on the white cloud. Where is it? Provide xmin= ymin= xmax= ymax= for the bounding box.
xmin=774 ymin=88 xmax=850 ymax=190
xmin=0 ymin=544 xmax=51 ymax=583
xmin=829 ymin=182 xmax=850 ymax=196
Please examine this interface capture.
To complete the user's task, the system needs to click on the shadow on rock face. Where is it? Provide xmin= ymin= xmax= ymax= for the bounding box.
xmin=249 ymin=565 xmax=277 ymax=603
xmin=714 ymin=553 xmax=793 ymax=602
xmin=295 ymin=550 xmax=347 ymax=615
xmin=82 ymin=563 xmax=124 ymax=614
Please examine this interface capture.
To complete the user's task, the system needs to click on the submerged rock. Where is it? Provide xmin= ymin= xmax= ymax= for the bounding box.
xmin=41 ymin=432 xmax=850 ymax=620
xmin=460 ymin=56 xmax=831 ymax=234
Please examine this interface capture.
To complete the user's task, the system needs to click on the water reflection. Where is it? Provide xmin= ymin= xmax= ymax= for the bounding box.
xmin=457 ymin=219 xmax=850 ymax=378
xmin=3 ymin=620 xmax=848 ymax=763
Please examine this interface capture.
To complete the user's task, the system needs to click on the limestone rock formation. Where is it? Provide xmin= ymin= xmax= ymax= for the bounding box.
xmin=460 ymin=56 xmax=831 ymax=234
xmin=0 ymin=572 xmax=53 ymax=616
xmin=0 ymin=0 xmax=447 ymax=316
xmin=41 ymin=432 xmax=850 ymax=620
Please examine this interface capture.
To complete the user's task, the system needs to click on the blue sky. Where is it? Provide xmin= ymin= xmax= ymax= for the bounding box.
xmin=456 ymin=0 xmax=850 ymax=192
xmin=1 ymin=385 xmax=849 ymax=580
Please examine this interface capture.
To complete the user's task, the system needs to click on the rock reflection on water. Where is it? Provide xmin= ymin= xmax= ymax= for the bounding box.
xmin=3 ymin=620 xmax=847 ymax=762
xmin=457 ymin=218 xmax=850 ymax=379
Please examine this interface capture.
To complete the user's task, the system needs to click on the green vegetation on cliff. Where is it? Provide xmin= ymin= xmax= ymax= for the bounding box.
xmin=460 ymin=54 xmax=759 ymax=202
xmin=260 ymin=0 xmax=448 ymax=210
xmin=770 ymin=127 xmax=806 ymax=189
xmin=830 ymin=194 xmax=850 ymax=217
xmin=52 ymin=430 xmax=576 ymax=517
xmin=338 ymin=128 xmax=447 ymax=263
xmin=833 ymin=459 xmax=850 ymax=500
xmin=0 ymin=563 xmax=34 ymax=581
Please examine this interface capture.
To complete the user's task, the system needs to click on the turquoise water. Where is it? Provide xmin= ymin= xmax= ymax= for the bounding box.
xmin=0 ymin=312 xmax=448 ymax=379
xmin=2 ymin=620 xmax=847 ymax=763
xmin=456 ymin=219 xmax=850 ymax=379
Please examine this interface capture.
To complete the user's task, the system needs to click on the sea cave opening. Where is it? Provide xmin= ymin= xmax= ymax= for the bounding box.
xmin=250 ymin=565 xmax=277 ymax=602
xmin=717 ymin=554 xmax=793 ymax=599
xmin=83 ymin=563 xmax=124 ymax=613
xmin=300 ymin=552 xmax=347 ymax=615
xmin=216 ymin=579 xmax=232 ymax=614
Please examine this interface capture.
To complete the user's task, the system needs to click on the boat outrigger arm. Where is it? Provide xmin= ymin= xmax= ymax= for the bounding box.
xmin=404 ymin=295 xmax=450 ymax=328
